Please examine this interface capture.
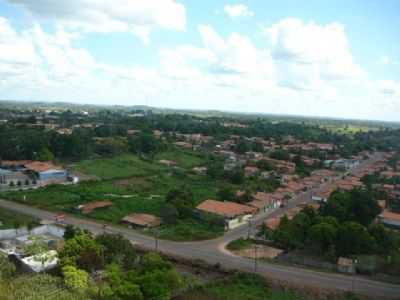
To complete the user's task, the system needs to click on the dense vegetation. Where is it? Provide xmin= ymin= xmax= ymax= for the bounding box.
xmin=2 ymin=108 xmax=400 ymax=162
xmin=260 ymin=188 xmax=400 ymax=275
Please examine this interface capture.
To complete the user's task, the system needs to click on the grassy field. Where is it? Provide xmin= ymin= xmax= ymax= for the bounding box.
xmin=71 ymin=154 xmax=163 ymax=180
xmin=226 ymin=238 xmax=253 ymax=251
xmin=176 ymin=273 xmax=305 ymax=300
xmin=0 ymin=208 xmax=38 ymax=229
xmin=155 ymin=148 xmax=207 ymax=169
xmin=0 ymin=151 xmax=230 ymax=240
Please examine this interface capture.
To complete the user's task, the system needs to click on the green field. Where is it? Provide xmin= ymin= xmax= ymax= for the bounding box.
xmin=0 ymin=151 xmax=230 ymax=240
xmin=71 ymin=154 xmax=163 ymax=180
xmin=0 ymin=208 xmax=38 ymax=229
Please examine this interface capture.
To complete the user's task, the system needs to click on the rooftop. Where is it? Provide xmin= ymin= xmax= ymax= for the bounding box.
xmin=81 ymin=201 xmax=113 ymax=214
xmin=196 ymin=199 xmax=256 ymax=218
xmin=25 ymin=161 xmax=63 ymax=173
xmin=122 ymin=213 xmax=161 ymax=227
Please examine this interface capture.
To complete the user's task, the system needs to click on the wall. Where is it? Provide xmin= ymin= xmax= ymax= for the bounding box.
xmin=226 ymin=214 xmax=252 ymax=230
xmin=0 ymin=225 xmax=65 ymax=240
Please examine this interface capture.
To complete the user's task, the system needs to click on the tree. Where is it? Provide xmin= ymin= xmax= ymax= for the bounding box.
xmin=217 ymin=187 xmax=235 ymax=201
xmin=128 ymin=133 xmax=161 ymax=156
xmin=321 ymin=189 xmax=381 ymax=226
xmin=136 ymin=269 xmax=182 ymax=300
xmin=256 ymin=159 xmax=273 ymax=171
xmin=59 ymin=232 xmax=104 ymax=272
xmin=160 ymin=204 xmax=179 ymax=225
xmin=206 ymin=159 xmax=224 ymax=179
xmin=308 ymin=222 xmax=338 ymax=253
xmin=140 ymin=252 xmax=172 ymax=272
xmin=62 ymin=265 xmax=89 ymax=292
xmin=269 ymin=149 xmax=290 ymax=161
xmin=63 ymin=225 xmax=83 ymax=240
xmin=36 ymin=147 xmax=54 ymax=161
xmin=227 ymin=167 xmax=245 ymax=185
xmin=368 ymin=223 xmax=396 ymax=255
xmin=336 ymin=222 xmax=374 ymax=257
xmin=96 ymin=233 xmax=136 ymax=270
xmin=235 ymin=140 xmax=250 ymax=154
xmin=165 ymin=187 xmax=195 ymax=217
xmin=101 ymin=264 xmax=143 ymax=300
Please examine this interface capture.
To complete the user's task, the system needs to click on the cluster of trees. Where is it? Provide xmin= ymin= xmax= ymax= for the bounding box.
xmin=58 ymin=227 xmax=185 ymax=299
xmin=261 ymin=189 xmax=400 ymax=267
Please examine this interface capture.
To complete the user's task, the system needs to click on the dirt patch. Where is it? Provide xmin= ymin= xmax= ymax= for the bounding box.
xmin=113 ymin=177 xmax=150 ymax=188
xmin=233 ymin=245 xmax=283 ymax=259
xmin=69 ymin=170 xmax=100 ymax=181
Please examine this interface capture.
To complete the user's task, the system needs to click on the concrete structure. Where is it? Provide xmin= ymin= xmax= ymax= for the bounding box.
xmin=337 ymin=257 xmax=356 ymax=274
xmin=0 ymin=224 xmax=64 ymax=273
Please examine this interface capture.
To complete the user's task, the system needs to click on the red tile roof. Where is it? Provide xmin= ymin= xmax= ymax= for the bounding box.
xmin=380 ymin=210 xmax=400 ymax=222
xmin=25 ymin=161 xmax=63 ymax=173
xmin=81 ymin=201 xmax=113 ymax=214
xmin=122 ymin=213 xmax=161 ymax=227
xmin=196 ymin=199 xmax=256 ymax=218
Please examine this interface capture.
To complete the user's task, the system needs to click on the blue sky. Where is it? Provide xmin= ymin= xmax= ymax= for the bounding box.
xmin=0 ymin=0 xmax=399 ymax=121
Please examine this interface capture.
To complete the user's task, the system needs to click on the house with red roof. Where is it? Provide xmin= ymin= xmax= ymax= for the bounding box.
xmin=196 ymin=199 xmax=256 ymax=230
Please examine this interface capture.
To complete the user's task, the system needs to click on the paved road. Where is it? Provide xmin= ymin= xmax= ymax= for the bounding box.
xmin=1 ymin=153 xmax=399 ymax=299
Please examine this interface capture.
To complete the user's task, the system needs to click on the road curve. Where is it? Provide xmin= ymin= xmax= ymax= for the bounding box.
xmin=0 ymin=198 xmax=399 ymax=299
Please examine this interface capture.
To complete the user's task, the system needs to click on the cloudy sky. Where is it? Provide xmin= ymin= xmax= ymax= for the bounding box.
xmin=0 ymin=1 xmax=399 ymax=121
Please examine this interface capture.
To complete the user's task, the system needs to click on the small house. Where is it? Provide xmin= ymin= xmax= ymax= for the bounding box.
xmin=196 ymin=199 xmax=256 ymax=230
xmin=79 ymin=201 xmax=113 ymax=214
xmin=121 ymin=213 xmax=161 ymax=228
xmin=337 ymin=257 xmax=356 ymax=274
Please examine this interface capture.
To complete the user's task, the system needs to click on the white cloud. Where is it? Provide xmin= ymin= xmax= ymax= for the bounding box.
xmin=378 ymin=80 xmax=400 ymax=96
xmin=265 ymin=18 xmax=365 ymax=85
xmin=198 ymin=25 xmax=273 ymax=76
xmin=224 ymin=4 xmax=254 ymax=19
xmin=6 ymin=0 xmax=186 ymax=43
xmin=0 ymin=14 xmax=399 ymax=121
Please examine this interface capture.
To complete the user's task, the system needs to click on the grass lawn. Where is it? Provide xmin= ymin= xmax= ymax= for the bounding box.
xmin=226 ymin=238 xmax=253 ymax=251
xmin=176 ymin=273 xmax=305 ymax=300
xmin=0 ymin=153 xmax=231 ymax=240
xmin=156 ymin=218 xmax=224 ymax=241
xmin=0 ymin=208 xmax=39 ymax=229
xmin=71 ymin=154 xmax=162 ymax=180
xmin=155 ymin=147 xmax=208 ymax=169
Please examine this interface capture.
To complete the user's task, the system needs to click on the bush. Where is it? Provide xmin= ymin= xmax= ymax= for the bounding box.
xmin=226 ymin=238 xmax=253 ymax=251
xmin=62 ymin=265 xmax=89 ymax=291
xmin=0 ymin=254 xmax=16 ymax=279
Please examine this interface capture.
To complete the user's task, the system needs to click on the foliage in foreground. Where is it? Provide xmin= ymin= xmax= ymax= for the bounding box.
xmin=175 ymin=273 xmax=304 ymax=300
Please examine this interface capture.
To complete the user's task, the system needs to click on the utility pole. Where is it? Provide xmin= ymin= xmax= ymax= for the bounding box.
xmin=247 ymin=219 xmax=252 ymax=239
xmin=352 ymin=259 xmax=358 ymax=293
xmin=254 ymin=244 xmax=258 ymax=272
xmin=154 ymin=229 xmax=159 ymax=251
